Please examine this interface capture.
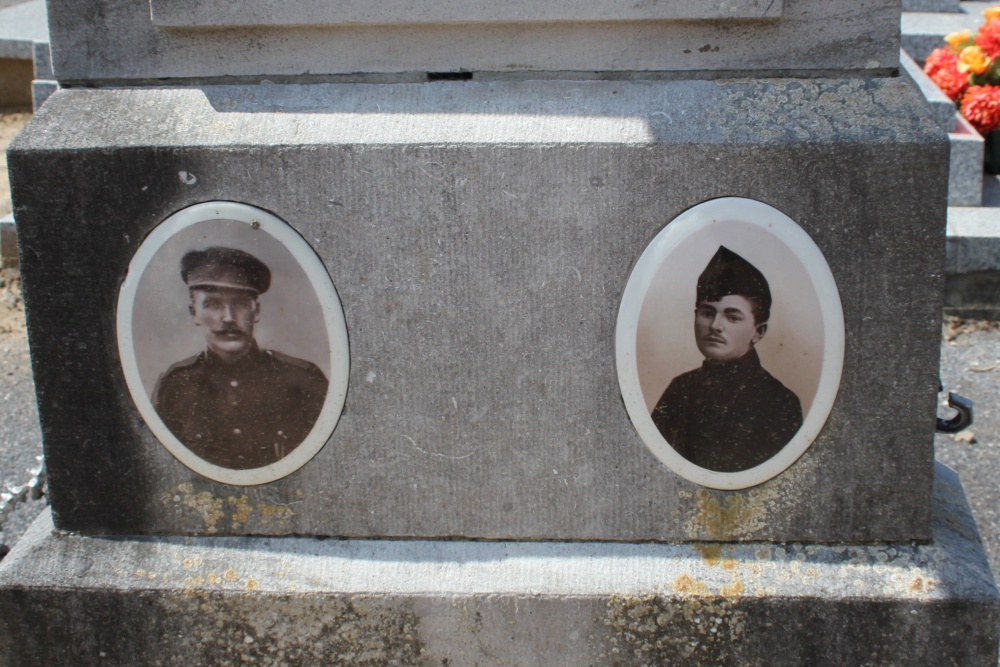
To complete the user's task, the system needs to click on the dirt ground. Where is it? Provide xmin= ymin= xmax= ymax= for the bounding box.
xmin=0 ymin=111 xmax=31 ymax=217
xmin=0 ymin=268 xmax=22 ymax=334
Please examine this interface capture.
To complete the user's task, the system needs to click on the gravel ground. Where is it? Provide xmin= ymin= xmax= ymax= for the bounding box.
xmin=0 ymin=269 xmax=44 ymax=548
xmin=937 ymin=318 xmax=1000 ymax=577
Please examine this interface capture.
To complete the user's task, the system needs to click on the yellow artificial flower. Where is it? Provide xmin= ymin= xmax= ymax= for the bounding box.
xmin=958 ymin=45 xmax=992 ymax=75
xmin=946 ymin=29 xmax=974 ymax=51
xmin=984 ymin=6 xmax=1000 ymax=20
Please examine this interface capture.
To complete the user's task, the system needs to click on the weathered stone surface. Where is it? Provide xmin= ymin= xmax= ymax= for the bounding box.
xmin=901 ymin=11 xmax=983 ymax=63
xmin=0 ymin=463 xmax=995 ymax=666
xmin=44 ymin=0 xmax=900 ymax=82
xmin=150 ymin=0 xmax=785 ymax=27
xmin=949 ymin=115 xmax=985 ymax=207
xmin=902 ymin=0 xmax=961 ymax=12
xmin=899 ymin=48 xmax=955 ymax=133
xmin=9 ymin=78 xmax=947 ymax=542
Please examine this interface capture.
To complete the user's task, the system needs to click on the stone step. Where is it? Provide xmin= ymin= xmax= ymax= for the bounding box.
xmin=0 ymin=463 xmax=994 ymax=666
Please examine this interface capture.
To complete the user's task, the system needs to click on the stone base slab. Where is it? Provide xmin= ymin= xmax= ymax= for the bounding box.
xmin=0 ymin=463 xmax=996 ymax=666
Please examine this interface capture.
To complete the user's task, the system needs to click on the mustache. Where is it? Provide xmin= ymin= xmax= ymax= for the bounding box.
xmin=212 ymin=325 xmax=248 ymax=335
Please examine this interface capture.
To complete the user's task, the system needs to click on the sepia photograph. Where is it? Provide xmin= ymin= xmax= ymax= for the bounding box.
xmin=616 ymin=197 xmax=845 ymax=490
xmin=117 ymin=201 xmax=350 ymax=485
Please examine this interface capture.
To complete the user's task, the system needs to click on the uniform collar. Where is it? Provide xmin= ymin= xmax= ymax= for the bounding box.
xmin=202 ymin=340 xmax=263 ymax=368
xmin=700 ymin=347 xmax=761 ymax=374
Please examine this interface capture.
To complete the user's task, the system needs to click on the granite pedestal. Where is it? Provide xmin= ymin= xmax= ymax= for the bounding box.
xmin=10 ymin=78 xmax=947 ymax=543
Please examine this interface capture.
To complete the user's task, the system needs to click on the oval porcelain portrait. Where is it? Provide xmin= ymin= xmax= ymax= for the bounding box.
xmin=117 ymin=201 xmax=350 ymax=486
xmin=616 ymin=197 xmax=844 ymax=490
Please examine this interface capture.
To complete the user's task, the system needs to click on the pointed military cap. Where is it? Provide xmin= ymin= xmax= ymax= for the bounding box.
xmin=180 ymin=247 xmax=271 ymax=295
xmin=696 ymin=246 xmax=771 ymax=322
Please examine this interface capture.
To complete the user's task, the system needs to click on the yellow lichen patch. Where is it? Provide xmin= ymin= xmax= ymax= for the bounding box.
xmin=686 ymin=486 xmax=778 ymax=539
xmin=135 ymin=569 xmax=146 ymax=578
xmin=721 ymin=577 xmax=744 ymax=597
xmin=259 ymin=503 xmax=295 ymax=522
xmin=673 ymin=574 xmax=709 ymax=597
xmin=245 ymin=578 xmax=259 ymax=591
xmin=163 ymin=484 xmax=225 ymax=533
xmin=694 ymin=543 xmax=723 ymax=567
xmin=909 ymin=576 xmax=935 ymax=593
xmin=228 ymin=495 xmax=253 ymax=529
xmin=721 ymin=558 xmax=738 ymax=572
xmin=207 ymin=573 xmax=220 ymax=585
xmin=223 ymin=569 xmax=238 ymax=582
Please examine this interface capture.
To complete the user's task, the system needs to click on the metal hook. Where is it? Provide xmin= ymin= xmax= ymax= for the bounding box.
xmin=936 ymin=383 xmax=974 ymax=434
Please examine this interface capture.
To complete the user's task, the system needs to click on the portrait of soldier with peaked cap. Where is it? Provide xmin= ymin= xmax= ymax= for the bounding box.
xmin=650 ymin=245 xmax=803 ymax=472
xmin=151 ymin=245 xmax=329 ymax=470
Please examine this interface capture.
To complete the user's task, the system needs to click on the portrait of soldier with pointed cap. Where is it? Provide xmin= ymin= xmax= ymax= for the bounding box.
xmin=650 ymin=245 xmax=803 ymax=472
xmin=152 ymin=246 xmax=329 ymax=470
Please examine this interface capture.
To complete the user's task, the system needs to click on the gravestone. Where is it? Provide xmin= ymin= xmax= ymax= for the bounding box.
xmin=0 ymin=0 xmax=998 ymax=663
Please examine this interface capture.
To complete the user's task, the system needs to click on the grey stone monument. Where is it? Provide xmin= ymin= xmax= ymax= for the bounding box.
xmin=0 ymin=0 xmax=998 ymax=663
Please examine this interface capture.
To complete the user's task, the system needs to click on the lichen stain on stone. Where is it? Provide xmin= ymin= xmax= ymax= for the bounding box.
xmin=720 ymin=577 xmax=745 ymax=597
xmin=157 ymin=593 xmax=422 ymax=666
xmin=162 ymin=483 xmax=224 ymax=534
xmin=161 ymin=485 xmax=295 ymax=533
xmin=605 ymin=592 xmax=747 ymax=664
xmin=908 ymin=576 xmax=935 ymax=593
xmin=694 ymin=543 xmax=723 ymax=567
xmin=708 ymin=79 xmax=905 ymax=143
xmin=673 ymin=574 xmax=708 ymax=597
xmin=686 ymin=485 xmax=778 ymax=540
xmin=228 ymin=495 xmax=252 ymax=530
xmin=260 ymin=503 xmax=295 ymax=524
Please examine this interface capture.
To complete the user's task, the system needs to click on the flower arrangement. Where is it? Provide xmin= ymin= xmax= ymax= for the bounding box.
xmin=925 ymin=6 xmax=1000 ymax=135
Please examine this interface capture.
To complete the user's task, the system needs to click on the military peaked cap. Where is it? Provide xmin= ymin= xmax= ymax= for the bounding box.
xmin=696 ymin=246 xmax=771 ymax=322
xmin=181 ymin=246 xmax=271 ymax=295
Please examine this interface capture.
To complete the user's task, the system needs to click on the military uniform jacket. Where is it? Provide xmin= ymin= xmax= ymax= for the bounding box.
xmin=153 ymin=344 xmax=328 ymax=470
xmin=651 ymin=349 xmax=803 ymax=473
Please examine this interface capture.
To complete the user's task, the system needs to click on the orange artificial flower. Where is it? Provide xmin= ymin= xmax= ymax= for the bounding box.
xmin=946 ymin=29 xmax=974 ymax=52
xmin=958 ymin=45 xmax=992 ymax=74
xmin=977 ymin=19 xmax=1000 ymax=58
xmin=984 ymin=6 xmax=1000 ymax=21
xmin=925 ymin=47 xmax=969 ymax=100
xmin=962 ymin=85 xmax=1000 ymax=134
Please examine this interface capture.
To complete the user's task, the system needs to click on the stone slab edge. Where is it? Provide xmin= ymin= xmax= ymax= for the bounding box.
xmin=0 ymin=462 xmax=996 ymax=665
xmin=44 ymin=0 xmax=900 ymax=81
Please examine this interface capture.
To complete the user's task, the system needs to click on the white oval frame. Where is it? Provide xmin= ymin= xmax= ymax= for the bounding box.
xmin=616 ymin=197 xmax=844 ymax=490
xmin=117 ymin=201 xmax=350 ymax=486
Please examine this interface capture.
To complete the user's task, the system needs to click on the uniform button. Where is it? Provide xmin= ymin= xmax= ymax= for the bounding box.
xmin=233 ymin=428 xmax=242 ymax=436
xmin=230 ymin=380 xmax=239 ymax=387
